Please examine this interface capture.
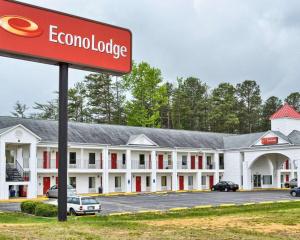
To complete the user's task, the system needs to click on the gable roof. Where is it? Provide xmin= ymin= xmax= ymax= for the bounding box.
xmin=0 ymin=116 xmax=231 ymax=149
xmin=127 ymin=134 xmax=158 ymax=146
xmin=269 ymin=103 xmax=300 ymax=120
xmin=0 ymin=124 xmax=41 ymax=140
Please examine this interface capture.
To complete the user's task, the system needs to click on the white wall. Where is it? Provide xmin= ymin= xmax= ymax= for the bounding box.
xmin=108 ymin=173 xmax=126 ymax=192
xmin=271 ymin=118 xmax=300 ymax=135
xmin=131 ymin=173 xmax=151 ymax=192
xmin=156 ymin=173 xmax=172 ymax=191
xmin=223 ymin=151 xmax=242 ymax=186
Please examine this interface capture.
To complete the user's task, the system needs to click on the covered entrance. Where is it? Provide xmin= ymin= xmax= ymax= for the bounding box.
xmin=253 ymin=174 xmax=262 ymax=188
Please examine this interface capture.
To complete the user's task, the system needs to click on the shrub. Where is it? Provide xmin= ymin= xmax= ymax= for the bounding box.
xmin=35 ymin=203 xmax=58 ymax=217
xmin=20 ymin=201 xmax=41 ymax=214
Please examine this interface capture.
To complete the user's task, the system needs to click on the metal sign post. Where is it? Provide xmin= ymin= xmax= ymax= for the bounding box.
xmin=58 ymin=63 xmax=68 ymax=221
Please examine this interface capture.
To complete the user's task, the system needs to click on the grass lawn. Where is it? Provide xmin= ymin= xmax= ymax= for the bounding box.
xmin=1 ymin=201 xmax=300 ymax=239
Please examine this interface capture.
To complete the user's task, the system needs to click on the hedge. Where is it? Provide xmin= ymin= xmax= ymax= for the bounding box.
xmin=20 ymin=201 xmax=57 ymax=217
xmin=20 ymin=201 xmax=41 ymax=214
xmin=35 ymin=203 xmax=58 ymax=217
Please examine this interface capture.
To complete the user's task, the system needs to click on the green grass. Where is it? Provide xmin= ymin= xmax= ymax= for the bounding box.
xmin=1 ymin=202 xmax=300 ymax=239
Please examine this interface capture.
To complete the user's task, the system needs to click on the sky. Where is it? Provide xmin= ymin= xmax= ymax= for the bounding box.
xmin=1 ymin=0 xmax=300 ymax=115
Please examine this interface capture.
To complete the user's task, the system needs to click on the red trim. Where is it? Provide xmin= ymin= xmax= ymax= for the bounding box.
xmin=270 ymin=103 xmax=300 ymax=120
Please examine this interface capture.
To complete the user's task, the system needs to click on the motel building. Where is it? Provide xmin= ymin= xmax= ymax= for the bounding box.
xmin=1 ymin=103 xmax=300 ymax=199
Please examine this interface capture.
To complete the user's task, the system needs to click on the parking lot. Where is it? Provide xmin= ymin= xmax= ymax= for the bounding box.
xmin=0 ymin=190 xmax=297 ymax=215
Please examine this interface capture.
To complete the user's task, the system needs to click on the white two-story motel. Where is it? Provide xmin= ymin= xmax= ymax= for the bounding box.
xmin=1 ymin=103 xmax=300 ymax=200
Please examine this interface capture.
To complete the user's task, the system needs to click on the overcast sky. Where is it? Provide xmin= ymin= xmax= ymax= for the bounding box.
xmin=1 ymin=0 xmax=300 ymax=115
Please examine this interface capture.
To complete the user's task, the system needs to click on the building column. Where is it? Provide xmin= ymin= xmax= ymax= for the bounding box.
xmin=172 ymin=150 xmax=177 ymax=191
xmin=0 ymin=140 xmax=7 ymax=199
xmin=196 ymin=172 xmax=202 ymax=190
xmin=102 ymin=147 xmax=109 ymax=193
xmin=276 ymin=169 xmax=281 ymax=188
xmin=187 ymin=152 xmax=191 ymax=169
xmin=80 ymin=148 xmax=84 ymax=169
xmin=242 ymin=161 xmax=251 ymax=190
xmin=297 ymin=160 xmax=300 ymax=188
xmin=214 ymin=152 xmax=219 ymax=184
xmin=291 ymin=159 xmax=295 ymax=179
xmin=28 ymin=142 xmax=37 ymax=198
xmin=125 ymin=149 xmax=132 ymax=193
xmin=151 ymin=150 xmax=157 ymax=192
xmin=202 ymin=152 xmax=206 ymax=170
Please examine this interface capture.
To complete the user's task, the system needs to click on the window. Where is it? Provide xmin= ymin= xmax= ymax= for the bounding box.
xmin=219 ymin=154 xmax=224 ymax=169
xmin=89 ymin=177 xmax=95 ymax=189
xmin=263 ymin=175 xmax=272 ymax=185
xmin=146 ymin=176 xmax=150 ymax=187
xmin=188 ymin=176 xmax=193 ymax=186
xmin=69 ymin=177 xmax=76 ymax=188
xmin=69 ymin=152 xmax=76 ymax=164
xmin=161 ymin=176 xmax=167 ymax=187
xmin=115 ymin=176 xmax=121 ymax=188
xmin=201 ymin=176 xmax=206 ymax=185
xmin=182 ymin=156 xmax=187 ymax=166
xmin=89 ymin=153 xmax=96 ymax=165
xmin=207 ymin=156 xmax=212 ymax=169
xmin=139 ymin=154 xmax=145 ymax=165
xmin=168 ymin=155 xmax=172 ymax=166
xmin=122 ymin=154 xmax=126 ymax=165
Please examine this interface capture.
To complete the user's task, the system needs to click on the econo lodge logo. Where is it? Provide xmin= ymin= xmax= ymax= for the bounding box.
xmin=0 ymin=15 xmax=42 ymax=37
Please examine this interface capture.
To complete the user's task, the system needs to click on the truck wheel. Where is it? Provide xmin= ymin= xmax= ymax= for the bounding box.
xmin=70 ymin=208 xmax=77 ymax=216
xmin=291 ymin=191 xmax=297 ymax=197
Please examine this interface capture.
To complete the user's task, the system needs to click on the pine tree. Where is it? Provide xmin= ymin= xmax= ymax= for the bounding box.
xmin=11 ymin=101 xmax=28 ymax=118
xmin=236 ymin=80 xmax=262 ymax=133
xmin=285 ymin=92 xmax=300 ymax=111
xmin=261 ymin=96 xmax=282 ymax=131
xmin=111 ymin=77 xmax=126 ymax=125
xmin=32 ymin=99 xmax=58 ymax=120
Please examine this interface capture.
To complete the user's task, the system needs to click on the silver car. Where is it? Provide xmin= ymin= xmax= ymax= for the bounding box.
xmin=46 ymin=185 xmax=77 ymax=198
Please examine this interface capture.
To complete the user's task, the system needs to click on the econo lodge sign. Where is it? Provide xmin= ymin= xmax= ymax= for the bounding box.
xmin=0 ymin=0 xmax=132 ymax=74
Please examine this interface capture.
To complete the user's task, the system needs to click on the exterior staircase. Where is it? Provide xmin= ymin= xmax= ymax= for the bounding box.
xmin=6 ymin=162 xmax=30 ymax=182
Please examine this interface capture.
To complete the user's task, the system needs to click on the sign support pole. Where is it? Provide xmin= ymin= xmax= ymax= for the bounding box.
xmin=58 ymin=62 xmax=69 ymax=221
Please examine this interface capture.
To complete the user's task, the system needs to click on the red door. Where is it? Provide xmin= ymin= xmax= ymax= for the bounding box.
xmin=111 ymin=153 xmax=117 ymax=169
xmin=19 ymin=185 xmax=27 ymax=197
xmin=136 ymin=176 xmax=141 ymax=192
xmin=209 ymin=176 xmax=214 ymax=189
xmin=285 ymin=160 xmax=289 ymax=169
xmin=286 ymin=175 xmax=289 ymax=182
xmin=179 ymin=176 xmax=184 ymax=190
xmin=56 ymin=152 xmax=59 ymax=169
xmin=43 ymin=177 xmax=51 ymax=194
xmin=198 ymin=156 xmax=203 ymax=169
xmin=158 ymin=155 xmax=164 ymax=169
xmin=191 ymin=156 xmax=195 ymax=169
xmin=43 ymin=151 xmax=49 ymax=169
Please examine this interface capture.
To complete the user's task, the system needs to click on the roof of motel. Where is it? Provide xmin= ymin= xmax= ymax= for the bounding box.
xmin=269 ymin=103 xmax=300 ymax=120
xmin=0 ymin=116 xmax=300 ymax=150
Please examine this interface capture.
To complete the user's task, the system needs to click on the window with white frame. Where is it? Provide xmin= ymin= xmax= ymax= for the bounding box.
xmin=161 ymin=176 xmax=167 ymax=187
xmin=139 ymin=154 xmax=145 ymax=165
xmin=89 ymin=153 xmax=96 ymax=165
xmin=122 ymin=153 xmax=126 ymax=165
xmin=89 ymin=177 xmax=95 ymax=189
xmin=115 ymin=176 xmax=121 ymax=188
xmin=69 ymin=177 xmax=76 ymax=188
xmin=146 ymin=176 xmax=150 ymax=187
xmin=182 ymin=155 xmax=187 ymax=166
xmin=263 ymin=175 xmax=272 ymax=185
xmin=201 ymin=176 xmax=206 ymax=185
xmin=69 ymin=152 xmax=76 ymax=164
xmin=168 ymin=155 xmax=172 ymax=166
xmin=188 ymin=176 xmax=193 ymax=186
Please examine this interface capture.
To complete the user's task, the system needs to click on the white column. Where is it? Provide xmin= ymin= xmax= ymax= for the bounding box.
xmin=151 ymin=150 xmax=157 ymax=192
xmin=125 ymin=149 xmax=132 ymax=193
xmin=0 ymin=140 xmax=7 ymax=199
xmin=80 ymin=148 xmax=84 ymax=169
xmin=202 ymin=152 xmax=206 ymax=170
xmin=28 ymin=143 xmax=37 ymax=198
xmin=172 ymin=150 xmax=177 ymax=191
xmin=102 ymin=147 xmax=109 ymax=193
xmin=214 ymin=152 xmax=219 ymax=184
xmin=291 ymin=159 xmax=295 ymax=179
xmin=187 ymin=152 xmax=191 ymax=169
xmin=296 ymin=160 xmax=300 ymax=188
xmin=242 ymin=161 xmax=251 ymax=190
xmin=196 ymin=171 xmax=202 ymax=190
xmin=277 ymin=169 xmax=281 ymax=188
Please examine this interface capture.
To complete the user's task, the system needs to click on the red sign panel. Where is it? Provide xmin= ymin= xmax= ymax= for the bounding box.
xmin=0 ymin=0 xmax=132 ymax=74
xmin=261 ymin=137 xmax=278 ymax=145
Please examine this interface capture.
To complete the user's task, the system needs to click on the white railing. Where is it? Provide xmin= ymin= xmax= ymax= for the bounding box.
xmin=131 ymin=160 xmax=151 ymax=169
xmin=109 ymin=160 xmax=126 ymax=169
xmin=157 ymin=160 xmax=172 ymax=170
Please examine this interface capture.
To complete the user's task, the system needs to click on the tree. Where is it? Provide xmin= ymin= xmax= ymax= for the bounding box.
xmin=160 ymin=82 xmax=173 ymax=129
xmin=32 ymin=99 xmax=58 ymax=120
xmin=85 ymin=73 xmax=115 ymax=124
xmin=68 ymin=82 xmax=90 ymax=122
xmin=123 ymin=62 xmax=167 ymax=127
xmin=11 ymin=101 xmax=28 ymax=118
xmin=261 ymin=96 xmax=282 ymax=131
xmin=111 ymin=77 xmax=126 ymax=125
xmin=208 ymin=83 xmax=239 ymax=133
xmin=236 ymin=80 xmax=262 ymax=133
xmin=172 ymin=77 xmax=209 ymax=131
xmin=285 ymin=92 xmax=300 ymax=111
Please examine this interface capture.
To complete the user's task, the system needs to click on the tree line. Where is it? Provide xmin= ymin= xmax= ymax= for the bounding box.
xmin=11 ymin=61 xmax=300 ymax=134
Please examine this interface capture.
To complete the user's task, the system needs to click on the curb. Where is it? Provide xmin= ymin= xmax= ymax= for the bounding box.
xmin=0 ymin=197 xmax=48 ymax=203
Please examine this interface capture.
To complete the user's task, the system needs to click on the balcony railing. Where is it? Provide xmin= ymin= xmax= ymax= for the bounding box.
xmin=157 ymin=160 xmax=172 ymax=170
xmin=83 ymin=160 xmax=102 ymax=169
xmin=131 ymin=160 xmax=151 ymax=169
xmin=109 ymin=160 xmax=126 ymax=169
